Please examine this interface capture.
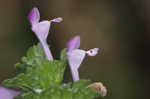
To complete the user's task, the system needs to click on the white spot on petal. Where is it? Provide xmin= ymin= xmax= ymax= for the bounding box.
xmin=86 ymin=48 xmax=99 ymax=56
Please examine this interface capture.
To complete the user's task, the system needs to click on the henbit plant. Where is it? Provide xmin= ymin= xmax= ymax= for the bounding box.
xmin=0 ymin=7 xmax=107 ymax=99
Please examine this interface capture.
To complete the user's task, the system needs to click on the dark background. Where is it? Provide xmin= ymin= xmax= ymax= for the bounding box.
xmin=0 ymin=0 xmax=150 ymax=99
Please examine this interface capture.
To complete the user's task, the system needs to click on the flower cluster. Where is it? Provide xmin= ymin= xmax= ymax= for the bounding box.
xmin=28 ymin=7 xmax=99 ymax=82
xmin=0 ymin=7 xmax=106 ymax=99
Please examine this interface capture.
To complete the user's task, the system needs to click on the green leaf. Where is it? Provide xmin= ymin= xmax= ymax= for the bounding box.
xmin=2 ymin=43 xmax=66 ymax=92
xmin=71 ymin=80 xmax=100 ymax=99
xmin=60 ymin=48 xmax=67 ymax=63
xmin=15 ymin=86 xmax=71 ymax=99
xmin=14 ymin=80 xmax=100 ymax=99
xmin=15 ymin=43 xmax=46 ymax=73
xmin=1 ymin=43 xmax=102 ymax=99
xmin=3 ymin=60 xmax=66 ymax=91
xmin=71 ymin=80 xmax=91 ymax=92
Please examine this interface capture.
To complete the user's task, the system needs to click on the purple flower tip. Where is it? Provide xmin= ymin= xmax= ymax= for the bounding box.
xmin=67 ymin=35 xmax=80 ymax=51
xmin=51 ymin=17 xmax=63 ymax=23
xmin=28 ymin=7 xmax=40 ymax=25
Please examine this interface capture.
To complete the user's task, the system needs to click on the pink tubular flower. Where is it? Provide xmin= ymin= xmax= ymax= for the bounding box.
xmin=0 ymin=86 xmax=20 ymax=99
xmin=66 ymin=36 xmax=99 ymax=81
xmin=28 ymin=7 xmax=63 ymax=61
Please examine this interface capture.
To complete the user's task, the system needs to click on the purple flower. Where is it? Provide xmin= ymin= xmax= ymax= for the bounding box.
xmin=66 ymin=36 xmax=99 ymax=81
xmin=28 ymin=7 xmax=63 ymax=61
xmin=0 ymin=86 xmax=20 ymax=99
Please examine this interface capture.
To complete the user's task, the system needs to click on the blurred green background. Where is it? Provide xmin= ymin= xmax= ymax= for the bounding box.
xmin=0 ymin=0 xmax=149 ymax=99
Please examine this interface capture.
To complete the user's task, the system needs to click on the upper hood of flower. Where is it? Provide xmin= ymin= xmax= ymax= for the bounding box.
xmin=67 ymin=35 xmax=80 ymax=52
xmin=28 ymin=7 xmax=40 ymax=25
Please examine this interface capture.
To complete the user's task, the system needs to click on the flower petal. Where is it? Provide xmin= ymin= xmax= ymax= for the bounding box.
xmin=28 ymin=7 xmax=63 ymax=61
xmin=67 ymin=36 xmax=80 ymax=51
xmin=86 ymin=48 xmax=99 ymax=56
xmin=40 ymin=40 xmax=53 ymax=61
xmin=32 ymin=20 xmax=50 ymax=40
xmin=67 ymin=49 xmax=86 ymax=81
xmin=28 ymin=7 xmax=40 ymax=25
xmin=31 ymin=21 xmax=53 ymax=61
xmin=71 ymin=68 xmax=79 ymax=81
xmin=0 ymin=87 xmax=20 ymax=99
xmin=51 ymin=17 xmax=63 ymax=23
